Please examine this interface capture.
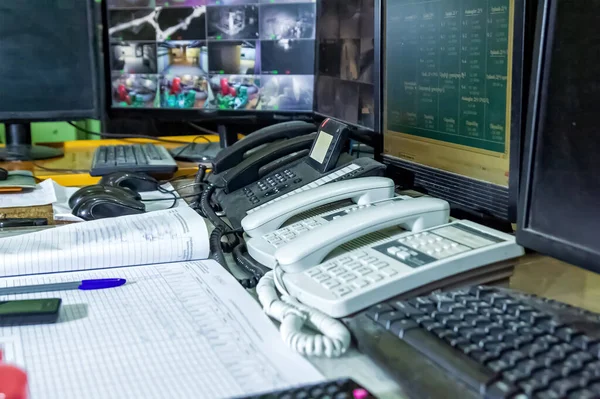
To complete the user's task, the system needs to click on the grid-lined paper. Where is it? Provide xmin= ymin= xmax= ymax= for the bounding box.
xmin=0 ymin=207 xmax=209 ymax=278
xmin=0 ymin=260 xmax=323 ymax=399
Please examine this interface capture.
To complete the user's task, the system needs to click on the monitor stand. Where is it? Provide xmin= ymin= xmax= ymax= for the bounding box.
xmin=0 ymin=123 xmax=63 ymax=161
xmin=170 ymin=124 xmax=238 ymax=163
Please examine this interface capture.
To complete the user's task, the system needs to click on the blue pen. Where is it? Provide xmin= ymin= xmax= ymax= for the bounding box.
xmin=0 ymin=279 xmax=127 ymax=296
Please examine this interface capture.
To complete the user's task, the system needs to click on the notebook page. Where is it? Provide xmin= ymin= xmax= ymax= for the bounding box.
xmin=0 ymin=207 xmax=209 ymax=277
xmin=0 ymin=260 xmax=324 ymax=399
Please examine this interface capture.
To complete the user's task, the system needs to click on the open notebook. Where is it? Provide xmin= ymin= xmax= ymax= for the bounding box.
xmin=0 ymin=207 xmax=210 ymax=277
xmin=0 ymin=208 xmax=325 ymax=398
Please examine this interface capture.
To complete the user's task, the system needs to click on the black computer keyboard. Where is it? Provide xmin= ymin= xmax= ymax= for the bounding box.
xmin=90 ymin=144 xmax=178 ymax=177
xmin=346 ymin=286 xmax=600 ymax=399
xmin=234 ymin=378 xmax=375 ymax=399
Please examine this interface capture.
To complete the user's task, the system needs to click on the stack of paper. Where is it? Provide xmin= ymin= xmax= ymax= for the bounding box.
xmin=0 ymin=260 xmax=324 ymax=398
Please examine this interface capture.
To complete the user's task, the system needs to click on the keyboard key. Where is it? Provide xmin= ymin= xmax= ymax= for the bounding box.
xmin=487 ymin=359 xmax=512 ymax=373
xmin=389 ymin=319 xmax=418 ymax=338
xmin=377 ymin=311 xmax=406 ymax=329
xmin=556 ymin=327 xmax=583 ymax=342
xmin=485 ymin=380 xmax=520 ymax=398
xmin=550 ymin=377 xmax=581 ymax=396
xmin=391 ymin=301 xmax=423 ymax=317
xmin=365 ymin=304 xmax=393 ymax=321
xmin=569 ymin=389 xmax=598 ymax=399
xmin=572 ymin=335 xmax=598 ymax=351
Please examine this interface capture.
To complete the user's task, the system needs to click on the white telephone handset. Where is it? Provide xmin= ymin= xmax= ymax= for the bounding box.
xmin=275 ymin=198 xmax=450 ymax=273
xmin=241 ymin=177 xmax=395 ymax=237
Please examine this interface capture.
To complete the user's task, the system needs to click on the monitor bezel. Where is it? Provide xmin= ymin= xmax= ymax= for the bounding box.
xmin=100 ymin=1 xmax=315 ymax=122
xmin=516 ymin=0 xmax=600 ymax=271
xmin=379 ymin=0 xmax=527 ymax=224
xmin=312 ymin=0 xmax=382 ymax=135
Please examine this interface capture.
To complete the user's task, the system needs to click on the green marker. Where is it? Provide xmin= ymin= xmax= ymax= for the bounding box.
xmin=273 ymin=105 xmax=279 ymax=110
xmin=217 ymin=35 xmax=222 ymax=40
xmin=273 ymin=70 xmax=278 ymax=74
xmin=220 ymin=70 xmax=225 ymax=74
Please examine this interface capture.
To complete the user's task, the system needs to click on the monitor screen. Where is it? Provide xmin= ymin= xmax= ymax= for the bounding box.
xmin=106 ymin=0 xmax=316 ymax=112
xmin=383 ymin=0 xmax=516 ymax=218
xmin=314 ymin=0 xmax=376 ymax=130
xmin=0 ymin=2 xmax=99 ymax=120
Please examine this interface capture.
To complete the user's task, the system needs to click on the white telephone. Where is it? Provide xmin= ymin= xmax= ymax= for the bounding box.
xmin=282 ymin=220 xmax=525 ymax=318
xmin=241 ymin=177 xmax=396 ymax=237
xmin=247 ymin=195 xmax=415 ymax=268
xmin=270 ymin=197 xmax=450 ymax=273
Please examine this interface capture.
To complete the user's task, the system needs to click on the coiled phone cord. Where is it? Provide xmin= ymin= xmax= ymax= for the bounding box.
xmin=256 ymin=269 xmax=351 ymax=358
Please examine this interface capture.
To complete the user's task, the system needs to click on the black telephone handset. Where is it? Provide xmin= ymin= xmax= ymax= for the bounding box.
xmin=217 ymin=118 xmax=387 ymax=228
xmin=211 ymin=121 xmax=317 ymax=174
xmin=212 ymin=133 xmax=317 ymax=194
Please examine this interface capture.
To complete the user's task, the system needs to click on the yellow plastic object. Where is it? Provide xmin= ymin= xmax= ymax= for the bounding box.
xmin=0 ymin=135 xmax=230 ymax=187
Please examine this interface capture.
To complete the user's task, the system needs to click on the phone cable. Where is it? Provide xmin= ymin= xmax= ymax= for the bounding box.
xmin=209 ymin=225 xmax=257 ymax=289
xmin=232 ymin=243 xmax=270 ymax=283
xmin=256 ymin=267 xmax=351 ymax=358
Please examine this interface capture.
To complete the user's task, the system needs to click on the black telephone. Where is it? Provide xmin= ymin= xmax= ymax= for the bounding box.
xmin=211 ymin=121 xmax=317 ymax=174
xmin=212 ymin=133 xmax=318 ymax=194
xmin=213 ymin=118 xmax=386 ymax=228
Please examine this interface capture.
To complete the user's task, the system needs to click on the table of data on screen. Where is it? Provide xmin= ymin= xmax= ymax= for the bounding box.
xmin=386 ymin=0 xmax=511 ymax=153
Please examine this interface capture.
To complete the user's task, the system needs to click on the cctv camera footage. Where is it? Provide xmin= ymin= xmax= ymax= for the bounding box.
xmin=207 ymin=5 xmax=258 ymax=40
xmin=111 ymin=42 xmax=157 ymax=74
xmin=106 ymin=0 xmax=317 ymax=113
xmin=260 ymin=3 xmax=316 ymax=40
xmin=156 ymin=7 xmax=207 ymax=41
xmin=207 ymin=41 xmax=260 ymax=75
xmin=261 ymin=39 xmax=314 ymax=75
xmin=112 ymin=73 xmax=159 ymax=108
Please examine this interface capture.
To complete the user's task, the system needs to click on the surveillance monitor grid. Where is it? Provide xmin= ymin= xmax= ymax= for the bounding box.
xmin=106 ymin=0 xmax=316 ymax=112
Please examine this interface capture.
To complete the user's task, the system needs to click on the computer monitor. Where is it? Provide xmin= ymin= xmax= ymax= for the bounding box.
xmin=314 ymin=0 xmax=378 ymax=132
xmin=104 ymin=0 xmax=316 ymax=114
xmin=104 ymin=0 xmax=317 ymax=161
xmin=0 ymin=1 xmax=101 ymax=161
xmin=381 ymin=0 xmax=527 ymax=223
xmin=517 ymin=1 xmax=600 ymax=273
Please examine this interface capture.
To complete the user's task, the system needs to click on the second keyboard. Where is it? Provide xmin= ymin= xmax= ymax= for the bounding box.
xmin=91 ymin=144 xmax=178 ymax=177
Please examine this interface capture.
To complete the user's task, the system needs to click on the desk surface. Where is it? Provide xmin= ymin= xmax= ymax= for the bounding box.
xmin=2 ymin=183 xmax=600 ymax=398
xmin=0 ymin=136 xmax=214 ymax=187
